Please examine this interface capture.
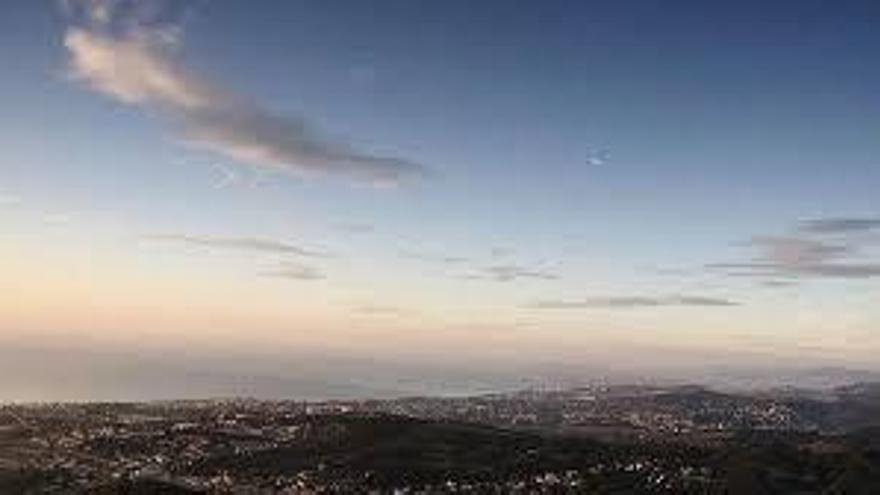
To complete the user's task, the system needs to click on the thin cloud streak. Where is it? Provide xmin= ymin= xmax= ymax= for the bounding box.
xmin=399 ymin=249 xmax=469 ymax=265
xmin=799 ymin=217 xmax=880 ymax=234
xmin=709 ymin=262 xmax=880 ymax=279
xmin=794 ymin=263 xmax=880 ymax=278
xmin=761 ymin=279 xmax=798 ymax=288
xmin=528 ymin=295 xmax=740 ymax=309
xmin=708 ymin=226 xmax=880 ymax=280
xmin=477 ymin=264 xmax=559 ymax=282
xmin=143 ymin=234 xmax=330 ymax=258
xmin=749 ymin=236 xmax=850 ymax=267
xmin=260 ymin=262 xmax=325 ymax=281
xmin=62 ymin=0 xmax=427 ymax=186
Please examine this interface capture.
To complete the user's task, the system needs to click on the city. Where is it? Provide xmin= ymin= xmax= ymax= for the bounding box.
xmin=2 ymin=382 xmax=879 ymax=492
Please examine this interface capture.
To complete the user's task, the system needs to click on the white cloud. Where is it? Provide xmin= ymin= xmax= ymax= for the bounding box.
xmin=64 ymin=29 xmax=208 ymax=109
xmin=62 ymin=1 xmax=427 ymax=186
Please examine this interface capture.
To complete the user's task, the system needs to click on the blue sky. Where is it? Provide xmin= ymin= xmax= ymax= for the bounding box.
xmin=1 ymin=0 xmax=879 ymax=399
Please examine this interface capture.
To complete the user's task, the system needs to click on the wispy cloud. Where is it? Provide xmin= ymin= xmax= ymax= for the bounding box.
xmin=673 ymin=296 xmax=741 ymax=306
xmin=209 ymin=162 xmax=240 ymax=189
xmin=399 ymin=250 xmax=469 ymax=265
xmin=584 ymin=148 xmax=610 ymax=167
xmin=143 ymin=234 xmax=329 ymax=258
xmin=784 ymin=263 xmax=880 ymax=278
xmin=399 ymin=248 xmax=560 ymax=283
xmin=749 ymin=236 xmax=850 ymax=267
xmin=711 ymin=261 xmax=880 ymax=279
xmin=61 ymin=0 xmax=427 ymax=186
xmin=260 ymin=262 xmax=325 ymax=281
xmin=528 ymin=295 xmax=739 ymax=309
xmin=708 ymin=221 xmax=880 ymax=280
xmin=475 ymin=264 xmax=558 ymax=282
xmin=352 ymin=304 xmax=410 ymax=316
xmin=761 ymin=279 xmax=798 ymax=288
xmin=799 ymin=217 xmax=880 ymax=234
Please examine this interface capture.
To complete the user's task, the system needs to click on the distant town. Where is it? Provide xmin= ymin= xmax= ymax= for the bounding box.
xmin=2 ymin=383 xmax=879 ymax=492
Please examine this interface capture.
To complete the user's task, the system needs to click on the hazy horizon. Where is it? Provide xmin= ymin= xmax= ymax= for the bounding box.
xmin=2 ymin=0 xmax=879 ymax=402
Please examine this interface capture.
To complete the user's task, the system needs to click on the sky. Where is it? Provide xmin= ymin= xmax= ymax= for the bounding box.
xmin=1 ymin=0 xmax=879 ymax=400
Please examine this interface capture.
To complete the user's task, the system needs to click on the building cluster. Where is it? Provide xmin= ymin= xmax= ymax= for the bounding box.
xmin=349 ymin=385 xmax=820 ymax=436
xmin=0 ymin=386 xmax=827 ymax=492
